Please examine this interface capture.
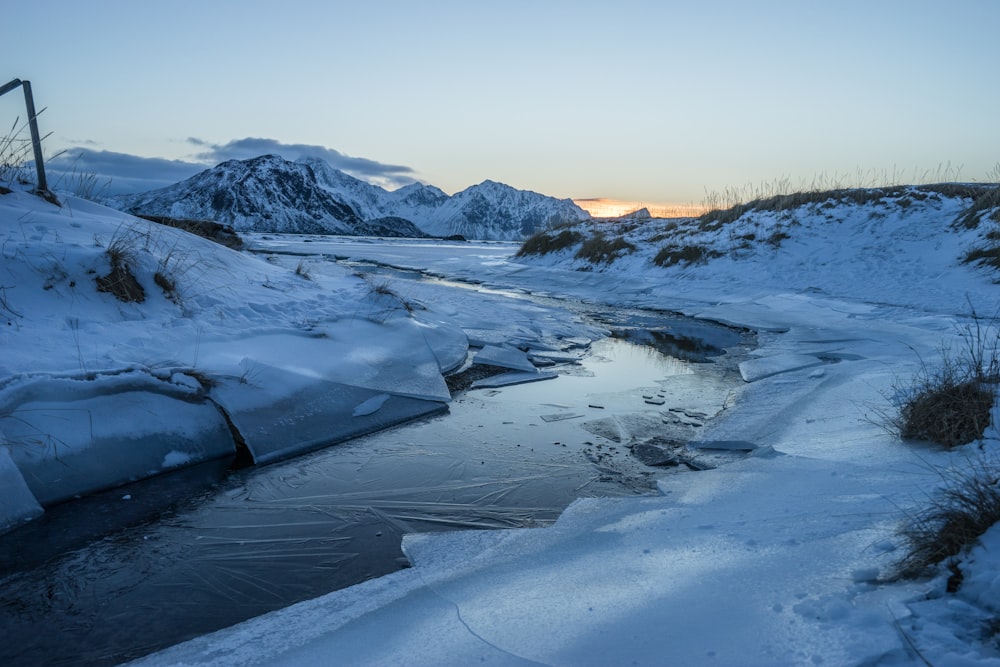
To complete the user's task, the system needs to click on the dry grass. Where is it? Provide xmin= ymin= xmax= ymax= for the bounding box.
xmin=653 ymin=244 xmax=723 ymax=268
xmin=895 ymin=453 xmax=1000 ymax=578
xmin=573 ymin=232 xmax=636 ymax=264
xmin=954 ymin=185 xmax=1000 ymax=230
xmin=516 ymin=228 xmax=584 ymax=257
xmin=95 ymin=229 xmax=146 ymax=303
xmin=897 ymin=377 xmax=994 ymax=448
xmin=890 ymin=311 xmax=999 ymax=448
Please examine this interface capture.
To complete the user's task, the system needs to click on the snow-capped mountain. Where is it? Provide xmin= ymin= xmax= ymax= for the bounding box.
xmin=417 ymin=179 xmax=589 ymax=240
xmin=108 ymin=155 xmax=426 ymax=237
xmin=109 ymin=155 xmax=590 ymax=240
xmin=303 ymin=157 xmax=588 ymax=240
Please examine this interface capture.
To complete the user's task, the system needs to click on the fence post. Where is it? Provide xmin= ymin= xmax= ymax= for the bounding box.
xmin=0 ymin=78 xmax=57 ymax=205
xmin=20 ymin=81 xmax=49 ymax=194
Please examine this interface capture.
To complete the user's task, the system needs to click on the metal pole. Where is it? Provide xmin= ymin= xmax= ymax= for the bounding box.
xmin=0 ymin=78 xmax=22 ymax=97
xmin=20 ymin=80 xmax=49 ymax=193
xmin=0 ymin=78 xmax=56 ymax=203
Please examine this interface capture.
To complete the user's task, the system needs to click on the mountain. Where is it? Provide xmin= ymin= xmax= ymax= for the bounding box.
xmin=417 ymin=180 xmax=589 ymax=241
xmin=304 ymin=158 xmax=588 ymax=240
xmin=108 ymin=155 xmax=426 ymax=237
xmin=109 ymin=155 xmax=591 ymax=240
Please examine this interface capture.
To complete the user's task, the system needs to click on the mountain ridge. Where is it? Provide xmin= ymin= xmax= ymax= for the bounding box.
xmin=108 ymin=155 xmax=590 ymax=240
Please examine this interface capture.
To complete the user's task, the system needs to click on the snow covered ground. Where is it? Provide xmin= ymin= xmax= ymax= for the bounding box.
xmin=4 ymin=186 xmax=1000 ymax=665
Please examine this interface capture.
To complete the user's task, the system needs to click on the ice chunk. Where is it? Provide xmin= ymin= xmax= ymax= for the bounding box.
xmin=415 ymin=319 xmax=469 ymax=374
xmin=470 ymin=370 xmax=557 ymax=389
xmin=539 ymin=412 xmax=585 ymax=422
xmin=2 ymin=384 xmax=236 ymax=506
xmin=528 ymin=350 xmax=583 ymax=364
xmin=211 ymin=367 xmax=447 ymax=465
xmin=474 ymin=345 xmax=537 ymax=372
xmin=689 ymin=440 xmax=760 ymax=452
xmin=739 ymin=353 xmax=823 ymax=382
xmin=0 ymin=445 xmax=43 ymax=533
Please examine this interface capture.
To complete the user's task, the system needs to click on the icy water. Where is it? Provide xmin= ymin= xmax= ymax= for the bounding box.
xmin=0 ymin=297 xmax=749 ymax=667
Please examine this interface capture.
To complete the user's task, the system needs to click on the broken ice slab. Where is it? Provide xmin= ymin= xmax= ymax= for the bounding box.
xmin=630 ymin=442 xmax=680 ymax=467
xmin=416 ymin=319 xmax=469 ymax=374
xmin=539 ymin=412 xmax=585 ymax=422
xmin=562 ymin=337 xmax=592 ymax=348
xmin=527 ymin=350 xmax=583 ymax=365
xmin=688 ymin=440 xmax=760 ymax=452
xmin=211 ymin=366 xmax=447 ymax=465
xmin=739 ymin=353 xmax=823 ymax=382
xmin=473 ymin=345 xmax=538 ymax=372
xmin=2 ymin=381 xmax=236 ymax=506
xmin=470 ymin=370 xmax=557 ymax=389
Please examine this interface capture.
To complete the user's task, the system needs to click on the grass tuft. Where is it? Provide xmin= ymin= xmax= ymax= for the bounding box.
xmin=653 ymin=244 xmax=723 ymax=268
xmin=516 ymin=228 xmax=584 ymax=257
xmin=954 ymin=185 xmax=1000 ymax=230
xmin=573 ymin=232 xmax=636 ymax=264
xmin=895 ymin=454 xmax=1000 ymax=578
xmin=96 ymin=228 xmax=147 ymax=303
xmin=890 ymin=309 xmax=998 ymax=448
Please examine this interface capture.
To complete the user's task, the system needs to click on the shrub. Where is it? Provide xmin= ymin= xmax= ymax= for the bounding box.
xmin=96 ymin=229 xmax=146 ymax=303
xmin=954 ymin=185 xmax=1000 ymax=230
xmin=516 ymin=229 xmax=583 ymax=257
xmin=653 ymin=244 xmax=722 ymax=268
xmin=964 ymin=245 xmax=1000 ymax=271
xmin=765 ymin=229 xmax=791 ymax=249
xmin=573 ymin=233 xmax=635 ymax=264
xmin=891 ymin=313 xmax=999 ymax=448
xmin=898 ymin=377 xmax=994 ymax=447
xmin=895 ymin=453 xmax=1000 ymax=578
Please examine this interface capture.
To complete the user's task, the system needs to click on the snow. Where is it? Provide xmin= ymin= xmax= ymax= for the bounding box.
xmin=3 ymin=184 xmax=1000 ymax=665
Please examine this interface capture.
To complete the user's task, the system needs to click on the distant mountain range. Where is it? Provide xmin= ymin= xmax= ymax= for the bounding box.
xmin=107 ymin=155 xmax=590 ymax=240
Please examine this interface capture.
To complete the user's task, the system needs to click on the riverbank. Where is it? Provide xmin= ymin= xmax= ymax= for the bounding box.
xmin=131 ymin=192 xmax=1000 ymax=665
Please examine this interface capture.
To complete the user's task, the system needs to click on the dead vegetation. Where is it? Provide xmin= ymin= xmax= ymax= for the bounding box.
xmin=890 ymin=310 xmax=998 ymax=449
xmin=573 ymin=232 xmax=636 ymax=264
xmin=653 ymin=244 xmax=722 ymax=268
xmin=133 ymin=214 xmax=244 ymax=250
xmin=895 ymin=453 xmax=1000 ymax=579
xmin=516 ymin=228 xmax=584 ymax=257
xmin=95 ymin=232 xmax=146 ymax=303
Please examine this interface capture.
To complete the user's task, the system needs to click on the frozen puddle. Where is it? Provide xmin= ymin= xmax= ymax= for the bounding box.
xmin=0 ymin=320 xmax=749 ymax=667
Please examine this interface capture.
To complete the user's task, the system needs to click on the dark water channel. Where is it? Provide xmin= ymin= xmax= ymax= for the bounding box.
xmin=0 ymin=298 xmax=750 ymax=666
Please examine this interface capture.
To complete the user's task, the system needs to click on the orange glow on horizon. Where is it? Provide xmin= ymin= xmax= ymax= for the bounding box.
xmin=574 ymin=198 xmax=706 ymax=219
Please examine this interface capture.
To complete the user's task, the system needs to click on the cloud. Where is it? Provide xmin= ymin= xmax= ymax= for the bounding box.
xmin=42 ymin=138 xmax=421 ymax=195
xmin=46 ymin=149 xmax=203 ymax=196
xmin=188 ymin=137 xmax=417 ymax=187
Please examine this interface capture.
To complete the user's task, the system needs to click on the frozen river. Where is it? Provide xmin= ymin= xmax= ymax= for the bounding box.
xmin=0 ymin=238 xmax=751 ymax=666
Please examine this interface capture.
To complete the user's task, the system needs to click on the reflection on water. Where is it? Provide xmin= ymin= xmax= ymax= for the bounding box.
xmin=0 ymin=332 xmax=745 ymax=667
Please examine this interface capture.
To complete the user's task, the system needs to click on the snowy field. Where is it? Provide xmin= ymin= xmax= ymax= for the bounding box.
xmin=3 ymin=188 xmax=1000 ymax=665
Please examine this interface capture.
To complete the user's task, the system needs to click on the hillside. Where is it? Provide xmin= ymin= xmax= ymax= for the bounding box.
xmin=516 ymin=183 xmax=1000 ymax=311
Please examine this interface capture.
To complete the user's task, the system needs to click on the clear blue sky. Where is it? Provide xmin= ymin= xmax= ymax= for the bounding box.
xmin=4 ymin=0 xmax=998 ymax=203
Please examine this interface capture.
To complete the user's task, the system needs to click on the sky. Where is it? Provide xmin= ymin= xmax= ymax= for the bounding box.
xmin=4 ymin=0 xmax=999 ymax=209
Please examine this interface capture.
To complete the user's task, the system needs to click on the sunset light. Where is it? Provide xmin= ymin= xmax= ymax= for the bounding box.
xmin=574 ymin=198 xmax=707 ymax=219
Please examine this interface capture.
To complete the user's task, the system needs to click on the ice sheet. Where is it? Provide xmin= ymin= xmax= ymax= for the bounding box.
xmin=473 ymin=345 xmax=539 ymax=372
xmin=738 ymin=353 xmax=824 ymax=382
xmin=2 ymin=386 xmax=236 ymax=505
xmin=0 ymin=445 xmax=43 ymax=533
xmin=210 ymin=364 xmax=448 ymax=464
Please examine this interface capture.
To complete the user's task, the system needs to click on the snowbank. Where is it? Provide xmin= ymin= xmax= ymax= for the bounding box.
xmin=128 ymin=186 xmax=1000 ymax=665
xmin=0 ymin=191 xmax=476 ymax=529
